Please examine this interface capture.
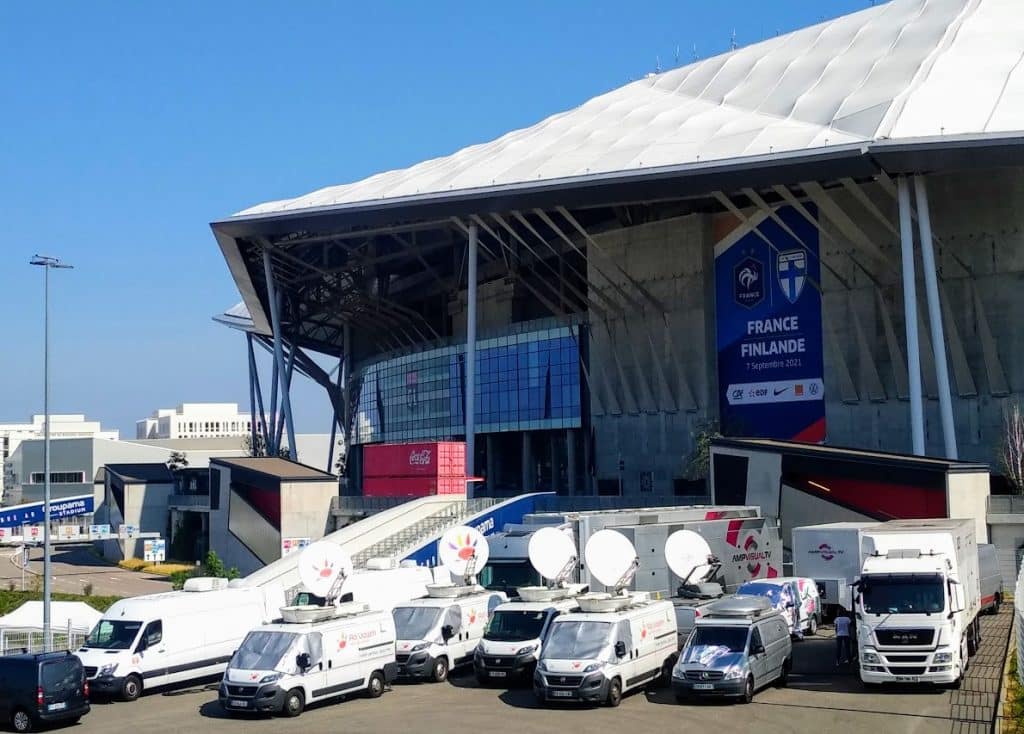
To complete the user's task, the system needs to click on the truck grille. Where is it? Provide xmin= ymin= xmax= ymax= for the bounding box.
xmin=887 ymin=666 xmax=927 ymax=676
xmin=226 ymin=685 xmax=256 ymax=697
xmin=684 ymin=670 xmax=725 ymax=681
xmin=876 ymin=629 xmax=934 ymax=646
xmin=481 ymin=656 xmax=512 ymax=668
xmin=84 ymin=667 xmax=97 ymax=678
xmin=546 ymin=675 xmax=583 ymax=687
xmin=883 ymin=655 xmax=928 ymax=663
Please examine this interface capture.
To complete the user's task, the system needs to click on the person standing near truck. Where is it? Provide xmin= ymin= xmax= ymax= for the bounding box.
xmin=834 ymin=608 xmax=852 ymax=665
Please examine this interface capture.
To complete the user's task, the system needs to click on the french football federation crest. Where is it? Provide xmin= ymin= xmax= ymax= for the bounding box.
xmin=777 ymin=250 xmax=807 ymax=304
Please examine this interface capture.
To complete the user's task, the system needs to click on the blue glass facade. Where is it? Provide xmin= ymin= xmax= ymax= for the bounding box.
xmin=352 ymin=326 xmax=582 ymax=445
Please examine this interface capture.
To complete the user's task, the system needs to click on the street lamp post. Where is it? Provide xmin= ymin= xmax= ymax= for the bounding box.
xmin=29 ymin=255 xmax=73 ymax=651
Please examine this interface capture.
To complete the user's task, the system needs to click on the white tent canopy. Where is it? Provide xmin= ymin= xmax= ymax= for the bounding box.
xmin=233 ymin=0 xmax=1024 ymax=218
xmin=0 ymin=601 xmax=102 ymax=632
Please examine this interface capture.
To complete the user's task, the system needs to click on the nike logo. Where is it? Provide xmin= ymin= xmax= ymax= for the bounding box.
xmin=774 ymin=387 xmax=788 ymax=396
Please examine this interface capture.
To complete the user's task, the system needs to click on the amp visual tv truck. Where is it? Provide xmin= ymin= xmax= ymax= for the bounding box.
xmin=856 ymin=519 xmax=980 ymax=688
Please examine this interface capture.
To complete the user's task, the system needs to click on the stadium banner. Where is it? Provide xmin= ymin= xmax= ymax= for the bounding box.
xmin=713 ymin=204 xmax=825 ymax=442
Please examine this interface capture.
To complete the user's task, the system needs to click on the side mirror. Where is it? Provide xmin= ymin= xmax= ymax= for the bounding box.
xmin=752 ymin=644 xmax=765 ymax=656
xmin=785 ymin=602 xmax=795 ymax=609
xmin=296 ymin=653 xmax=311 ymax=671
xmin=441 ymin=625 xmax=454 ymax=641
xmin=614 ymin=641 xmax=626 ymax=658
xmin=135 ymin=639 xmax=146 ymax=653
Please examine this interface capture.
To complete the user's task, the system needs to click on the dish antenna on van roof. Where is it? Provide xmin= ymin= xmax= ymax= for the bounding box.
xmin=298 ymin=541 xmax=354 ymax=603
xmin=576 ymin=530 xmax=641 ymax=613
xmin=427 ymin=525 xmax=489 ymax=597
xmin=516 ymin=526 xmax=585 ymax=602
xmin=665 ymin=530 xmax=723 ymax=600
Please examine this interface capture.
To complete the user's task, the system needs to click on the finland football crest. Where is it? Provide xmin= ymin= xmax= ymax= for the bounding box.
xmin=777 ymin=250 xmax=807 ymax=304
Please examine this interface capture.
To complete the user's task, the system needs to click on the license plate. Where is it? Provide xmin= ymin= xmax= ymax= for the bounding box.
xmin=551 ymin=690 xmax=573 ymax=697
xmin=895 ymin=676 xmax=919 ymax=683
xmin=229 ymin=700 xmax=249 ymax=708
xmin=692 ymin=683 xmax=714 ymax=691
xmin=47 ymin=702 xmax=67 ymax=712
xmin=489 ymin=671 xmax=507 ymax=677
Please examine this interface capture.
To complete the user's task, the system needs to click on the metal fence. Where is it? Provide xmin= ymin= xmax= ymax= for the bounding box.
xmin=989 ymin=495 xmax=1024 ymax=515
xmin=1015 ymin=559 xmax=1024 ymax=686
xmin=531 ymin=495 xmax=712 ymax=513
xmin=0 ymin=626 xmax=90 ymax=655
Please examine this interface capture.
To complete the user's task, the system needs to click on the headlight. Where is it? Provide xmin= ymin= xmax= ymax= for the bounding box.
xmin=259 ymin=673 xmax=282 ymax=684
xmin=862 ymin=652 xmax=880 ymax=664
xmin=933 ymin=652 xmax=953 ymax=664
xmin=582 ymin=663 xmax=601 ymax=673
xmin=99 ymin=663 xmax=118 ymax=676
xmin=724 ymin=666 xmax=745 ymax=680
xmin=410 ymin=643 xmax=430 ymax=652
xmin=516 ymin=645 xmax=538 ymax=656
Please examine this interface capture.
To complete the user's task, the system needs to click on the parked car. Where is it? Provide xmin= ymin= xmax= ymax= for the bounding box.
xmin=0 ymin=651 xmax=90 ymax=732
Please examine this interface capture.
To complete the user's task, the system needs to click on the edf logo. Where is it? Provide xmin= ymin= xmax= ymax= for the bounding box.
xmin=734 ymin=256 xmax=764 ymax=309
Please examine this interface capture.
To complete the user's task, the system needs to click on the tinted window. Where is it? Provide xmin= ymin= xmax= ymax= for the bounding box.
xmin=41 ymin=660 xmax=80 ymax=690
xmin=85 ymin=620 xmax=142 ymax=650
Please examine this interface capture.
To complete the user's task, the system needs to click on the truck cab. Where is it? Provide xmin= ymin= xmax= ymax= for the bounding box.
xmin=391 ymin=587 xmax=506 ymax=682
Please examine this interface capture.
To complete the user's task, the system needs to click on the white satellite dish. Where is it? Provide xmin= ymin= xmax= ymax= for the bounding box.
xmin=584 ymin=529 xmax=638 ymax=590
xmin=528 ymin=527 xmax=577 ymax=583
xmin=665 ymin=529 xmax=714 ymax=583
xmin=438 ymin=525 xmax=489 ymax=579
xmin=298 ymin=541 xmax=354 ymax=599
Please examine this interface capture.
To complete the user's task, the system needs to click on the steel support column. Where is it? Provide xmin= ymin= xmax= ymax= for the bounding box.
xmin=897 ymin=177 xmax=925 ymax=455
xmin=246 ymin=333 xmax=259 ymax=455
xmin=263 ymin=247 xmax=297 ymax=460
xmin=914 ymin=176 xmax=958 ymax=459
xmin=465 ymin=223 xmax=478 ymax=498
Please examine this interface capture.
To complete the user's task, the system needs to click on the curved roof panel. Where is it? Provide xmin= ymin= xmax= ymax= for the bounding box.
xmin=231 ymin=0 xmax=1023 ymax=220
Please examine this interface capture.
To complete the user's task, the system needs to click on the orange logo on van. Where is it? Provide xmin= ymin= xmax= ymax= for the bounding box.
xmin=469 ymin=610 xmax=477 ymax=624
xmin=338 ymin=639 xmax=347 ymax=650
xmin=448 ymin=532 xmax=479 ymax=561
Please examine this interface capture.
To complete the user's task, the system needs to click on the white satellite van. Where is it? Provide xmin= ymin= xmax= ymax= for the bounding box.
xmin=474 ymin=527 xmax=585 ymax=685
xmin=79 ymin=578 xmax=284 ymax=701
xmin=392 ymin=526 xmax=507 ymax=682
xmin=220 ymin=542 xmax=398 ymax=716
xmin=533 ymin=530 xmax=677 ymax=707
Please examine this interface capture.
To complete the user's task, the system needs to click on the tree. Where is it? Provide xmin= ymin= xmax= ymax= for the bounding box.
xmin=241 ymin=434 xmax=292 ymax=460
xmin=1000 ymin=400 xmax=1024 ymax=494
xmin=166 ymin=451 xmax=188 ymax=471
xmin=684 ymin=419 xmax=721 ymax=482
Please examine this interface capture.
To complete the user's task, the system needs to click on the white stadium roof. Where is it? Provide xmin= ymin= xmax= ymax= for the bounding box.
xmin=234 ymin=0 xmax=1024 ymax=220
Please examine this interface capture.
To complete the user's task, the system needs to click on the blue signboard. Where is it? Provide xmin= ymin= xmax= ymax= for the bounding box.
xmin=403 ymin=492 xmax=553 ymax=566
xmin=0 ymin=494 xmax=94 ymax=529
xmin=714 ymin=205 xmax=825 ymax=442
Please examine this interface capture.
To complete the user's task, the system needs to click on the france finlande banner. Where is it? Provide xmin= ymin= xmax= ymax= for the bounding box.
xmin=714 ymin=204 xmax=825 ymax=443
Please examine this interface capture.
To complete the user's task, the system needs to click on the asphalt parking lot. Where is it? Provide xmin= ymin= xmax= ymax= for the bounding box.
xmin=0 ymin=546 xmax=172 ymax=597
xmin=67 ymin=607 xmax=1011 ymax=734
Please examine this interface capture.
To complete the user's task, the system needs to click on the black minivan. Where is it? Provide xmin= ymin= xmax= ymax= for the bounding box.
xmin=0 ymin=651 xmax=89 ymax=732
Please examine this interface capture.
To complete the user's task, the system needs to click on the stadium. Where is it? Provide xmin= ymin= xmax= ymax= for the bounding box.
xmin=211 ymin=0 xmax=1024 ymax=498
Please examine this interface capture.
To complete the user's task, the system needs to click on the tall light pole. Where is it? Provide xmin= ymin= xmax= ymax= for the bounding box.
xmin=30 ymin=255 xmax=73 ymax=651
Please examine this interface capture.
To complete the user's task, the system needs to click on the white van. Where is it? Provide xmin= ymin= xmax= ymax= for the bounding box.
xmin=736 ymin=577 xmax=821 ymax=636
xmin=533 ymin=595 xmax=677 ymax=707
xmin=392 ymin=587 xmax=507 ymax=682
xmin=473 ymin=593 xmax=581 ymax=685
xmin=79 ymin=579 xmax=284 ymax=701
xmin=219 ymin=603 xmax=396 ymax=717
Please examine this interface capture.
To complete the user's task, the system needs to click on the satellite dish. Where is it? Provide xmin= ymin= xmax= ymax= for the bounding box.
xmin=665 ymin=530 xmax=714 ymax=583
xmin=438 ymin=525 xmax=489 ymax=578
xmin=298 ymin=541 xmax=353 ymax=599
xmin=584 ymin=529 xmax=638 ymax=589
xmin=528 ymin=527 xmax=577 ymax=582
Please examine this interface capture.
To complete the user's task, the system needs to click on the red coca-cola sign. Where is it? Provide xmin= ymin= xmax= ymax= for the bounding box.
xmin=363 ymin=441 xmax=465 ymax=479
xmin=408 ymin=449 xmax=432 ymax=466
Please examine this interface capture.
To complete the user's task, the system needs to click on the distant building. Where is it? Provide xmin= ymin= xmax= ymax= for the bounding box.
xmin=136 ymin=403 xmax=255 ymax=440
xmin=0 ymin=415 xmax=118 ymax=500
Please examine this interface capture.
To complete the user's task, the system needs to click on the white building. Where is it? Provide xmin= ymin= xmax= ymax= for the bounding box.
xmin=136 ymin=403 xmax=255 ymax=440
xmin=0 ymin=415 xmax=118 ymax=500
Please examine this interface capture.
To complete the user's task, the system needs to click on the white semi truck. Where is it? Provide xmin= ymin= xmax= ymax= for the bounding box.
xmin=856 ymin=519 xmax=980 ymax=688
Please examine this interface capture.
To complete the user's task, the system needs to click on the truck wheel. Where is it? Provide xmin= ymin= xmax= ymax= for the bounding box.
xmin=994 ymin=594 xmax=1002 ymax=614
xmin=431 ymin=657 xmax=449 ymax=683
xmin=11 ymin=709 xmax=33 ymax=733
xmin=367 ymin=671 xmax=385 ymax=698
xmin=122 ymin=674 xmax=142 ymax=702
xmin=740 ymin=675 xmax=755 ymax=704
xmin=967 ymin=630 xmax=977 ymax=657
xmin=606 ymin=678 xmax=622 ymax=707
xmin=283 ymin=689 xmax=304 ymax=717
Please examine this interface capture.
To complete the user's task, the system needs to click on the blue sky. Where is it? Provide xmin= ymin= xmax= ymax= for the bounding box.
xmin=0 ymin=1 xmax=869 ymax=437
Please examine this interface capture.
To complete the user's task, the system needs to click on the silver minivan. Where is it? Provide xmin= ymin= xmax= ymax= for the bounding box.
xmin=671 ymin=595 xmax=792 ymax=704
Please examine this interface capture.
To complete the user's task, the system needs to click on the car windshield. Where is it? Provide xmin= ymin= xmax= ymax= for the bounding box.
xmin=231 ymin=631 xmax=298 ymax=672
xmin=84 ymin=619 xmax=142 ymax=650
xmin=861 ymin=574 xmax=945 ymax=615
xmin=484 ymin=610 xmax=549 ymax=641
xmin=541 ymin=621 xmax=611 ymax=661
xmin=392 ymin=607 xmax=442 ymax=641
xmin=682 ymin=626 xmax=749 ymax=663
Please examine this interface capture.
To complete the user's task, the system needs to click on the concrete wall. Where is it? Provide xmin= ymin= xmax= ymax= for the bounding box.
xmin=279 ymin=479 xmax=335 ymax=544
xmin=947 ymin=472 xmax=990 ymax=543
xmin=987 ymin=520 xmax=1023 ymax=590
xmin=207 ymin=465 xmax=263 ymax=576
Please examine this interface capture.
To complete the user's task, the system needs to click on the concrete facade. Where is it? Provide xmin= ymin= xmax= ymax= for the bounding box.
xmin=95 ymin=464 xmax=176 ymax=560
xmin=136 ymin=402 xmax=255 ymax=440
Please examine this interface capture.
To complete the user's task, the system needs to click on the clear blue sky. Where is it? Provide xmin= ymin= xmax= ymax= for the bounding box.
xmin=0 ymin=1 xmax=869 ymax=437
